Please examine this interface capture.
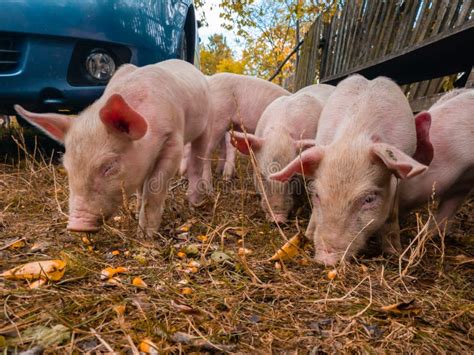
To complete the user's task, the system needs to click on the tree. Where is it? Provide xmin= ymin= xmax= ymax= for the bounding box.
xmin=200 ymin=34 xmax=245 ymax=75
xmin=218 ymin=0 xmax=338 ymax=83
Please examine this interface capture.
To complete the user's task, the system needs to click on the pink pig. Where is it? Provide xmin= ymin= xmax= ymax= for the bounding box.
xmin=197 ymin=73 xmax=290 ymax=181
xmin=15 ymin=59 xmax=211 ymax=237
xmin=400 ymin=89 xmax=474 ymax=231
xmin=271 ymin=75 xmax=431 ymax=265
xmin=231 ymin=84 xmax=335 ymax=223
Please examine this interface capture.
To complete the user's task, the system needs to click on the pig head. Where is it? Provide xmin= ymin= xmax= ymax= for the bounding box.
xmin=15 ymin=94 xmax=159 ymax=232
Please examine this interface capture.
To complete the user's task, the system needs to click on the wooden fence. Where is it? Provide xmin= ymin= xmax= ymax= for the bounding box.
xmin=295 ymin=0 xmax=474 ymax=110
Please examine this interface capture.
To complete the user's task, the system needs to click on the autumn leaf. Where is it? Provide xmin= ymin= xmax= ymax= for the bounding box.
xmin=269 ymin=234 xmax=305 ymax=261
xmin=381 ymin=300 xmax=421 ymax=315
xmin=1 ymin=260 xmax=66 ymax=281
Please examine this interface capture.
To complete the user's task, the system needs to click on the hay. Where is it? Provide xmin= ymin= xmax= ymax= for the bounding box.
xmin=0 ymin=127 xmax=472 ymax=353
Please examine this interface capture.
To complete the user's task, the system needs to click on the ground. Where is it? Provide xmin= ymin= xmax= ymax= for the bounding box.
xmin=0 ymin=126 xmax=473 ymax=353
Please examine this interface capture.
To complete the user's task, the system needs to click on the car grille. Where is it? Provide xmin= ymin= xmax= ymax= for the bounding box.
xmin=0 ymin=36 xmax=21 ymax=72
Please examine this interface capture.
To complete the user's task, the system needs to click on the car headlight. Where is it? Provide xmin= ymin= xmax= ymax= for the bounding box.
xmin=85 ymin=50 xmax=116 ymax=82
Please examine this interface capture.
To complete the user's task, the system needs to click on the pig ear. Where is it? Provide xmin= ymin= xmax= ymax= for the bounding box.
xmin=230 ymin=131 xmax=264 ymax=155
xmin=295 ymin=139 xmax=316 ymax=151
xmin=99 ymin=94 xmax=148 ymax=140
xmin=413 ymin=111 xmax=434 ymax=166
xmin=371 ymin=142 xmax=428 ymax=179
xmin=270 ymin=146 xmax=324 ymax=182
xmin=14 ymin=105 xmax=71 ymax=144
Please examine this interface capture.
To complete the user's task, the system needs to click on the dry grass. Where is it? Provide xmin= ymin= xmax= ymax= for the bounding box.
xmin=0 ymin=127 xmax=473 ymax=353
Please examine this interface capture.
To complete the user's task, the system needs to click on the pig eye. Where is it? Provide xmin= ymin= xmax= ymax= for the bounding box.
xmin=362 ymin=193 xmax=378 ymax=208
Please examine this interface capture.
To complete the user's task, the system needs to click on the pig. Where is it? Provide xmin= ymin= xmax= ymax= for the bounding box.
xmin=270 ymin=75 xmax=431 ymax=265
xmin=400 ymin=89 xmax=474 ymax=232
xmin=14 ymin=59 xmax=211 ymax=237
xmin=231 ymin=84 xmax=335 ymax=223
xmin=180 ymin=73 xmax=290 ymax=181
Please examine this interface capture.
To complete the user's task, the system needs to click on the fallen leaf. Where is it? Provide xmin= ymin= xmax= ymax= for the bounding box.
xmin=176 ymin=251 xmax=186 ymax=259
xmin=9 ymin=239 xmax=26 ymax=249
xmin=177 ymin=219 xmax=196 ymax=233
xmin=238 ymin=247 xmax=253 ymax=256
xmin=132 ymin=277 xmax=148 ymax=288
xmin=269 ymin=234 xmax=304 ymax=261
xmin=181 ymin=287 xmax=193 ymax=295
xmin=138 ymin=338 xmax=159 ymax=354
xmin=100 ymin=266 xmax=128 ymax=280
xmin=327 ymin=269 xmax=337 ymax=280
xmin=113 ymin=304 xmax=126 ymax=316
xmin=381 ymin=300 xmax=421 ymax=315
xmin=105 ymin=277 xmax=122 ymax=286
xmin=211 ymin=251 xmax=231 ymax=263
xmin=81 ymin=237 xmax=91 ymax=245
xmin=183 ymin=244 xmax=200 ymax=256
xmin=111 ymin=250 xmax=120 ymax=256
xmin=30 ymin=241 xmax=50 ymax=253
xmin=29 ymin=278 xmax=47 ymax=289
xmin=171 ymin=300 xmax=202 ymax=316
xmin=197 ymin=235 xmax=208 ymax=242
xmin=1 ymin=260 xmax=66 ymax=281
xmin=226 ymin=227 xmax=248 ymax=238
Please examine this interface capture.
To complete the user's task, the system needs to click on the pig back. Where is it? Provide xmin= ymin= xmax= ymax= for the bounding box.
xmin=208 ymin=73 xmax=289 ymax=133
xmin=316 ymin=75 xmax=416 ymax=154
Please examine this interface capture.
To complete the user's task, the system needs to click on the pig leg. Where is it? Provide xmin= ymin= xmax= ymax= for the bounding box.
xmin=305 ymin=214 xmax=317 ymax=241
xmin=187 ymin=129 xmax=212 ymax=206
xmin=434 ymin=193 xmax=467 ymax=235
xmin=215 ymin=136 xmax=227 ymax=174
xmin=138 ymin=135 xmax=183 ymax=237
xmin=179 ymin=143 xmax=191 ymax=176
xmin=222 ymin=132 xmax=236 ymax=180
xmin=380 ymin=185 xmax=402 ymax=255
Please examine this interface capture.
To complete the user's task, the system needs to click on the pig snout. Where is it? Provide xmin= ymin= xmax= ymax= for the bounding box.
xmin=314 ymin=250 xmax=344 ymax=266
xmin=67 ymin=213 xmax=102 ymax=233
xmin=67 ymin=203 xmax=102 ymax=233
xmin=266 ymin=212 xmax=287 ymax=224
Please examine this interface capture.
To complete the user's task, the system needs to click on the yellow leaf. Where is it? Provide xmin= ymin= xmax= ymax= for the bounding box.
xmin=113 ymin=304 xmax=126 ymax=316
xmin=381 ymin=300 xmax=421 ymax=315
xmin=1 ymin=260 xmax=66 ymax=281
xmin=100 ymin=266 xmax=128 ymax=280
xmin=138 ymin=338 xmax=159 ymax=354
xmin=176 ymin=251 xmax=186 ymax=259
xmin=132 ymin=277 xmax=147 ymax=288
xmin=197 ymin=235 xmax=208 ymax=242
xmin=181 ymin=287 xmax=193 ymax=295
xmin=269 ymin=234 xmax=304 ymax=261
xmin=327 ymin=269 xmax=337 ymax=280
xmin=29 ymin=278 xmax=47 ymax=289
xmin=9 ymin=240 xmax=25 ymax=249
xmin=82 ymin=237 xmax=91 ymax=245
xmin=238 ymin=247 xmax=253 ymax=256
xmin=111 ymin=250 xmax=120 ymax=256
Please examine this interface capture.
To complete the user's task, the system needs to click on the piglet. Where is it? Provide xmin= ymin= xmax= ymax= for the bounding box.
xmin=271 ymin=75 xmax=431 ymax=265
xmin=15 ymin=59 xmax=211 ymax=237
xmin=231 ymin=84 xmax=335 ymax=223
xmin=200 ymin=73 xmax=290 ymax=181
xmin=400 ymin=89 xmax=474 ymax=231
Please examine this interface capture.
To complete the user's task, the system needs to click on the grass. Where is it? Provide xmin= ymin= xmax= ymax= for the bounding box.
xmin=0 ymin=126 xmax=473 ymax=353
